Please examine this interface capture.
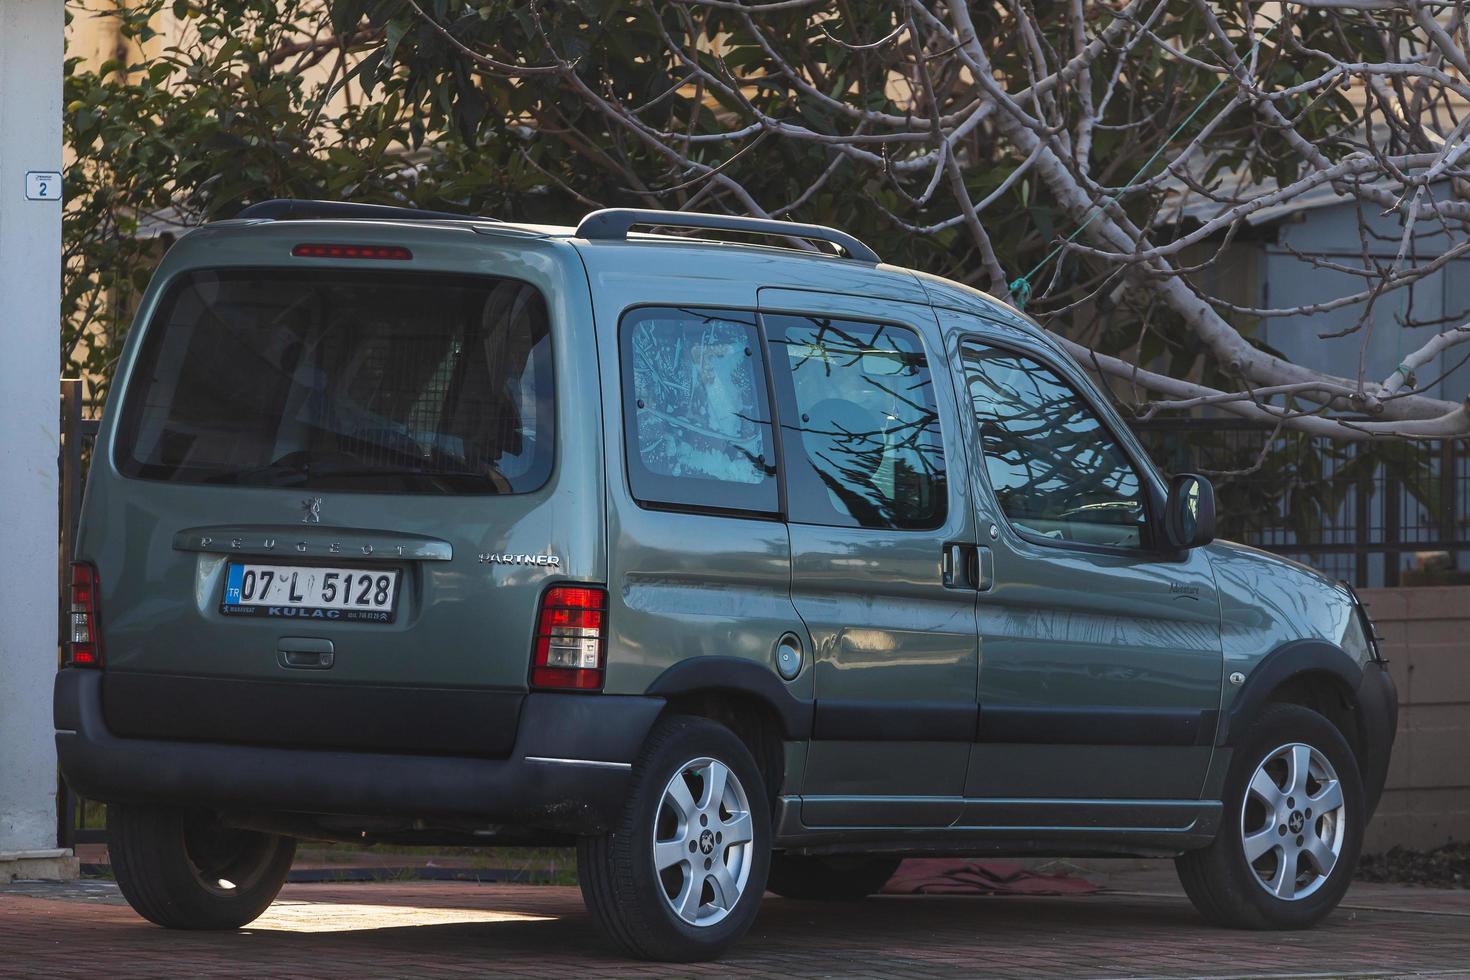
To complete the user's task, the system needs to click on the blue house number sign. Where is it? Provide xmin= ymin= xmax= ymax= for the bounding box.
xmin=25 ymin=172 xmax=61 ymax=201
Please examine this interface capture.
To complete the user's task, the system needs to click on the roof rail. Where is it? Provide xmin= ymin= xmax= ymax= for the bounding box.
xmin=233 ymin=199 xmax=497 ymax=224
xmin=574 ymin=208 xmax=880 ymax=264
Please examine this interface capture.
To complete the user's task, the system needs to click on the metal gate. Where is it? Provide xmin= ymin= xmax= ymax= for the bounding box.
xmin=1133 ymin=417 xmax=1469 ymax=588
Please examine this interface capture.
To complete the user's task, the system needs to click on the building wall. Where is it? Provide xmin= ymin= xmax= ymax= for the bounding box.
xmin=68 ymin=0 xmax=185 ymax=70
xmin=0 ymin=0 xmax=65 ymax=861
xmin=1360 ymin=586 xmax=1470 ymax=852
xmin=1253 ymin=192 xmax=1470 ymax=416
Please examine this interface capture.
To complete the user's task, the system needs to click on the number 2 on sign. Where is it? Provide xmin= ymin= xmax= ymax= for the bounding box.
xmin=25 ymin=172 xmax=61 ymax=201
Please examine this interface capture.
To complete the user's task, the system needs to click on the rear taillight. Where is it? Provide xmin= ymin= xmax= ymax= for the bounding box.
xmin=531 ymin=586 xmax=607 ymax=691
xmin=68 ymin=561 xmax=102 ymax=668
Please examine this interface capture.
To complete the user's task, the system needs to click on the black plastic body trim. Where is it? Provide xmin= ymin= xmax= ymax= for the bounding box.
xmin=102 ymin=671 xmax=523 ymax=758
xmin=1219 ymin=638 xmax=1363 ymax=747
xmin=1220 ymin=637 xmax=1398 ymax=819
xmin=775 ymin=798 xmax=1220 ymax=856
xmin=813 ymin=700 xmax=976 ymax=742
xmin=976 ymin=705 xmax=1219 ymax=746
xmin=57 ymin=669 xmax=663 ymax=835
xmin=645 ymin=656 xmax=813 ymax=739
xmin=1354 ymin=661 xmax=1398 ymax=818
xmin=234 ymin=199 xmax=495 ymax=224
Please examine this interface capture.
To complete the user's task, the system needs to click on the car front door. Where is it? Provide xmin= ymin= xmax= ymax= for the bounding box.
xmin=760 ymin=289 xmax=980 ymax=829
xmin=940 ymin=312 xmax=1224 ymax=830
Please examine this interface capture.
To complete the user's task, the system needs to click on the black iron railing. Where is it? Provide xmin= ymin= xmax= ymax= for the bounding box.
xmin=1132 ymin=417 xmax=1468 ymax=587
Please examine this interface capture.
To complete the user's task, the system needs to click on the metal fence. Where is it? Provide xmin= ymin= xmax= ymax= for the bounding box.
xmin=1132 ymin=417 xmax=1468 ymax=588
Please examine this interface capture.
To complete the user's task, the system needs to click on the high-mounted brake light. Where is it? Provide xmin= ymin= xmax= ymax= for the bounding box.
xmin=68 ymin=562 xmax=103 ymax=668
xmin=291 ymin=243 xmax=413 ymax=260
xmin=531 ymin=586 xmax=607 ymax=691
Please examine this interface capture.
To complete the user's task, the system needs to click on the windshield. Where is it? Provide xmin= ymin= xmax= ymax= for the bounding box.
xmin=116 ymin=269 xmax=554 ymax=494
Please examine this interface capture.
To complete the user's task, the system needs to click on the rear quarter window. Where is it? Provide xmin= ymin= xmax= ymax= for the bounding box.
xmin=115 ymin=269 xmax=554 ymax=494
xmin=619 ymin=307 xmax=779 ymax=515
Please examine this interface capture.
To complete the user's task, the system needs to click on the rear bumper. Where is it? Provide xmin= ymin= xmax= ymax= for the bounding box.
xmin=55 ymin=668 xmax=664 ymax=835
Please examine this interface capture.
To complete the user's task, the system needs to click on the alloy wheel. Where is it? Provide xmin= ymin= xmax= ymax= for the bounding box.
xmin=1239 ymin=741 xmax=1346 ymax=901
xmin=652 ymin=756 xmax=755 ymax=927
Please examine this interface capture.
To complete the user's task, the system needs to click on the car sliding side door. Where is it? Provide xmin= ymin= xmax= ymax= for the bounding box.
xmin=759 ymin=288 xmax=981 ymax=829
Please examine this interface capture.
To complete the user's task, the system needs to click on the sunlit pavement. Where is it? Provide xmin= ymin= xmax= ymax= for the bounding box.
xmin=4 ymin=865 xmax=1469 ymax=978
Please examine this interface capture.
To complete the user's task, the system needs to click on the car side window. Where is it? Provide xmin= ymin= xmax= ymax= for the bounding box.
xmin=961 ymin=341 xmax=1147 ymax=549
xmin=766 ymin=314 xmax=946 ymax=530
xmin=621 ymin=307 xmax=779 ymax=514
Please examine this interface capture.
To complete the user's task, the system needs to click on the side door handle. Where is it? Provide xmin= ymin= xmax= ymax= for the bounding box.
xmin=971 ymin=546 xmax=994 ymax=592
xmin=942 ymin=542 xmax=971 ymax=588
xmin=944 ymin=543 xmax=995 ymax=592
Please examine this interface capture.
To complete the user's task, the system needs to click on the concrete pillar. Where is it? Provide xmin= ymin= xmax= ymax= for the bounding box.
xmin=0 ymin=0 xmax=72 ymax=880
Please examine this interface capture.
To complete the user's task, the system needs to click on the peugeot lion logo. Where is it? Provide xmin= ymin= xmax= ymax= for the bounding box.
xmin=300 ymin=497 xmax=323 ymax=524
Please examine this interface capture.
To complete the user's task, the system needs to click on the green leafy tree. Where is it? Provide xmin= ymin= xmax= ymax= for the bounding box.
xmin=63 ymin=0 xmax=554 ymax=395
xmin=63 ymin=0 xmax=1470 ymax=556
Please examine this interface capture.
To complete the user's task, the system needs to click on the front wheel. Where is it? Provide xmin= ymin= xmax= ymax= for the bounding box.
xmin=578 ymin=715 xmax=771 ymax=961
xmin=108 ymin=804 xmax=295 ymax=930
xmin=1177 ymin=703 xmax=1364 ymax=929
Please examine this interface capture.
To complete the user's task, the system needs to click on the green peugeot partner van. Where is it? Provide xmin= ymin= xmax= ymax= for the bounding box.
xmin=56 ymin=202 xmax=1397 ymax=961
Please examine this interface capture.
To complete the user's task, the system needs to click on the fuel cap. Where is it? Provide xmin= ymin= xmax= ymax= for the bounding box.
xmin=775 ymin=633 xmax=803 ymax=680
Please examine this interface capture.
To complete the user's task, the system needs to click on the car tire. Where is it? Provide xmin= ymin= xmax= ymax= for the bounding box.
xmin=577 ymin=714 xmax=771 ymax=962
xmin=1176 ymin=702 xmax=1364 ymax=930
xmin=766 ymin=854 xmax=900 ymax=900
xmin=107 ymin=804 xmax=295 ymax=930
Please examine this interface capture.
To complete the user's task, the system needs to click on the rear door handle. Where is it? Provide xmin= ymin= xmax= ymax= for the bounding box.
xmin=278 ymin=636 xmax=334 ymax=670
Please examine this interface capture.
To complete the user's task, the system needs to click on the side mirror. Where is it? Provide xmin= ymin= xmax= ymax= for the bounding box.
xmin=1164 ymin=473 xmax=1216 ymax=550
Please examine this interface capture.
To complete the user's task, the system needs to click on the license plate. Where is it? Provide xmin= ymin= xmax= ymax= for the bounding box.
xmin=221 ymin=563 xmax=400 ymax=623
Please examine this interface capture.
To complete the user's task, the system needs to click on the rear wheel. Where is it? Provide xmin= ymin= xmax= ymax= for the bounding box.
xmin=578 ymin=715 xmax=771 ymax=961
xmin=1177 ymin=703 xmax=1363 ymax=929
xmin=108 ymin=804 xmax=295 ymax=930
xmin=766 ymin=854 xmax=900 ymax=900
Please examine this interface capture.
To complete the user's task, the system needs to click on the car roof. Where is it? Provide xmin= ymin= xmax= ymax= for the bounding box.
xmin=205 ymin=200 xmax=1056 ymax=349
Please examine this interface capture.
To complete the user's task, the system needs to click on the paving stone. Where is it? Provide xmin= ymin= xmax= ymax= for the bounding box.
xmin=2 ymin=873 xmax=1469 ymax=979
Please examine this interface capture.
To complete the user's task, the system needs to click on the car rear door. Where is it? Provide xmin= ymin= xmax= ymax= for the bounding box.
xmin=760 ymin=287 xmax=981 ymax=829
xmin=82 ymin=227 xmax=602 ymax=757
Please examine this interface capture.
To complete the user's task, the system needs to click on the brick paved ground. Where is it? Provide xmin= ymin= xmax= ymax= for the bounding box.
xmin=2 ymin=867 xmax=1468 ymax=979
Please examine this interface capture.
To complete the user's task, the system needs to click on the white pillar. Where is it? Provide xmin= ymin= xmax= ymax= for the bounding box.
xmin=0 ymin=0 xmax=67 ymax=874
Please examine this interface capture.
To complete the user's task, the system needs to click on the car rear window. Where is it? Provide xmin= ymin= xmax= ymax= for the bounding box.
xmin=115 ymin=269 xmax=554 ymax=494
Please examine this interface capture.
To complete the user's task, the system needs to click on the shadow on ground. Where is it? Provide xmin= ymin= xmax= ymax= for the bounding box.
xmin=4 ymin=865 xmax=1469 ymax=978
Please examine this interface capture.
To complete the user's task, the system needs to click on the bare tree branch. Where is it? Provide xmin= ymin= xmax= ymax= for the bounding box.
xmin=385 ymin=0 xmax=1470 ymax=440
